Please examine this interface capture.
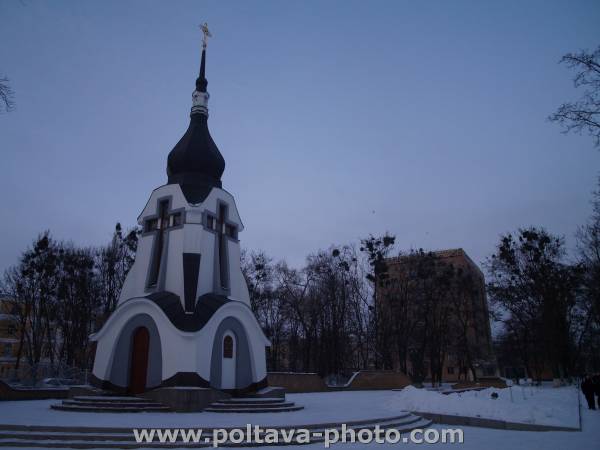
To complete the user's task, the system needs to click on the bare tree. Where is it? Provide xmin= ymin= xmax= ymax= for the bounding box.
xmin=549 ymin=46 xmax=600 ymax=148
xmin=0 ymin=76 xmax=15 ymax=112
xmin=485 ymin=228 xmax=581 ymax=381
xmin=305 ymin=247 xmax=361 ymax=377
xmin=95 ymin=223 xmax=138 ymax=324
xmin=55 ymin=244 xmax=97 ymax=372
xmin=243 ymin=244 xmax=371 ymax=378
xmin=241 ymin=251 xmax=290 ymax=371
xmin=280 ymin=261 xmax=322 ymax=373
xmin=360 ymin=234 xmax=396 ymax=370
xmin=446 ymin=268 xmax=485 ymax=382
xmin=1 ymin=232 xmax=59 ymax=383
xmin=1 ymin=225 xmax=139 ymax=383
xmin=576 ymin=180 xmax=600 ymax=371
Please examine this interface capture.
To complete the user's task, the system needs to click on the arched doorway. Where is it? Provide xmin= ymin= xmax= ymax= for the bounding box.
xmin=221 ymin=332 xmax=236 ymax=389
xmin=129 ymin=327 xmax=149 ymax=394
xmin=210 ymin=317 xmax=253 ymax=391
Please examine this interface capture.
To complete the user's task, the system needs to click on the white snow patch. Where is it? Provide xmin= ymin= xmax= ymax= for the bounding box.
xmin=390 ymin=385 xmax=579 ymax=428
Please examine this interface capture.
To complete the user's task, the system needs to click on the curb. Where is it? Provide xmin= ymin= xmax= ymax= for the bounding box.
xmin=413 ymin=411 xmax=580 ymax=432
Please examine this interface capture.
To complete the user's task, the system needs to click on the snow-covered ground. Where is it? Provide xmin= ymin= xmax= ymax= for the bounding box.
xmin=0 ymin=387 xmax=595 ymax=450
xmin=268 ymin=403 xmax=599 ymax=450
xmin=0 ymin=386 xmax=580 ymax=429
xmin=0 ymin=391 xmax=406 ymax=428
xmin=391 ymin=385 xmax=580 ymax=428
xmin=0 ymin=415 xmax=596 ymax=450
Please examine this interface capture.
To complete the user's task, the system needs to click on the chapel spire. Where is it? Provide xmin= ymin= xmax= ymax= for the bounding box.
xmin=196 ymin=48 xmax=208 ymax=93
xmin=191 ymin=23 xmax=211 ymax=115
xmin=195 ymin=23 xmax=211 ymax=94
xmin=166 ymin=23 xmax=225 ymax=204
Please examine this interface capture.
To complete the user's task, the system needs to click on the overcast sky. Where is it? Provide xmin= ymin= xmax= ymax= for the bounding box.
xmin=1 ymin=0 xmax=599 ymax=275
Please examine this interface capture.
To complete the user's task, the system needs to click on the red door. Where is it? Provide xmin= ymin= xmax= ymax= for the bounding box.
xmin=129 ymin=327 xmax=149 ymax=394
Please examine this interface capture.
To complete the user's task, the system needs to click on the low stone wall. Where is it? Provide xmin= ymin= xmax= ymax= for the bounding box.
xmin=268 ymin=370 xmax=411 ymax=393
xmin=342 ymin=370 xmax=412 ymax=390
xmin=0 ymin=380 xmax=68 ymax=401
xmin=267 ymin=373 xmax=328 ymax=393
xmin=451 ymin=377 xmax=507 ymax=390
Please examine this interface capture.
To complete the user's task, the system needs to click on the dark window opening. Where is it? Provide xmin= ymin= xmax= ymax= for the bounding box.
xmin=223 ymin=335 xmax=233 ymax=358
xmin=207 ymin=215 xmax=214 ymax=230
xmin=171 ymin=212 xmax=182 ymax=227
xmin=218 ymin=205 xmax=227 ymax=232
xmin=145 ymin=218 xmax=158 ymax=233
xmin=226 ymin=224 xmax=237 ymax=239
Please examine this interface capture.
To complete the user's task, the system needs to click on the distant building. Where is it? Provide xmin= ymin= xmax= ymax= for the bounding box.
xmin=0 ymin=295 xmax=56 ymax=382
xmin=0 ymin=295 xmax=20 ymax=379
xmin=377 ymin=248 xmax=497 ymax=382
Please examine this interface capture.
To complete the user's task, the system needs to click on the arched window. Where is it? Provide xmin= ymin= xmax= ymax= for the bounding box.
xmin=223 ymin=335 xmax=234 ymax=359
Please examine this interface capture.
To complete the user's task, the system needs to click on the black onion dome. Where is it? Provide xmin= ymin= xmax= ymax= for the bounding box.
xmin=167 ymin=114 xmax=225 ymax=204
xmin=166 ymin=48 xmax=225 ymax=204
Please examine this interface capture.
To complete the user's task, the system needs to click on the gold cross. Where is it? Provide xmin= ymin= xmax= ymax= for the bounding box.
xmin=200 ymin=22 xmax=212 ymax=49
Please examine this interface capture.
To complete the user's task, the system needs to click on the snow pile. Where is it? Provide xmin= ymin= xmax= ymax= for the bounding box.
xmin=390 ymin=385 xmax=579 ymax=428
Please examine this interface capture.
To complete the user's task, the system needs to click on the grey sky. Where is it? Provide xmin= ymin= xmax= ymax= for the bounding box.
xmin=1 ymin=0 xmax=599 ymax=274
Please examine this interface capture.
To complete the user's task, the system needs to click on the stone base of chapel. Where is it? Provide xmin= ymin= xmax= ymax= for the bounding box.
xmin=141 ymin=387 xmax=230 ymax=412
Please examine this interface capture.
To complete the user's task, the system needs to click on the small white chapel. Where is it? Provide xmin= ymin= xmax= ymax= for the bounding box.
xmin=90 ymin=25 xmax=271 ymax=397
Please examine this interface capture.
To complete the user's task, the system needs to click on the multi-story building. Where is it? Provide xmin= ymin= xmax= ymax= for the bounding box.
xmin=0 ymin=295 xmax=57 ymax=382
xmin=377 ymin=248 xmax=497 ymax=382
xmin=0 ymin=295 xmax=20 ymax=380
